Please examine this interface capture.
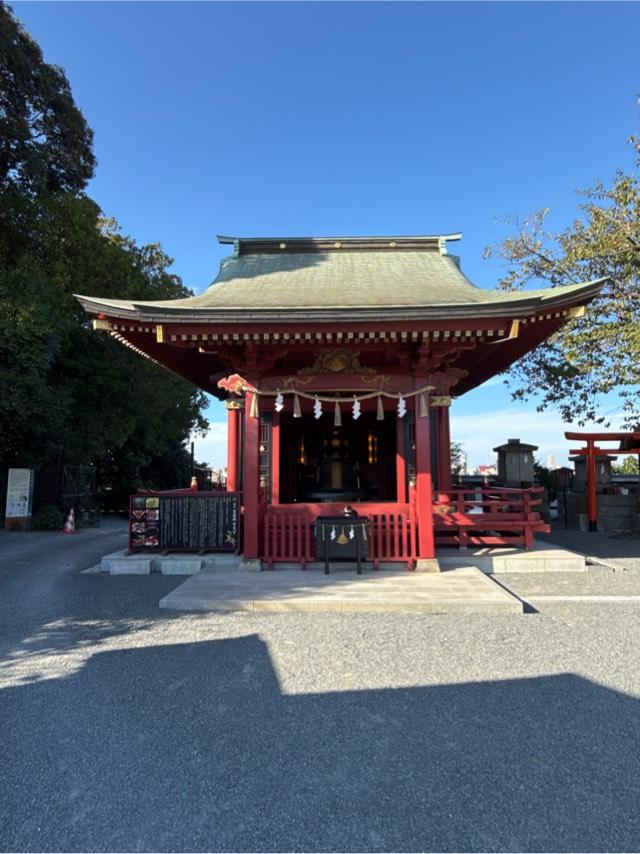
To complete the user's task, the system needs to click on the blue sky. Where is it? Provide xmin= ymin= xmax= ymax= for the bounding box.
xmin=13 ymin=1 xmax=639 ymax=468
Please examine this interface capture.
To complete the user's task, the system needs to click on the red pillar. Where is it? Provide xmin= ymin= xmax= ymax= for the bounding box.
xmin=436 ymin=405 xmax=452 ymax=493
xmin=242 ymin=392 xmax=260 ymax=559
xmin=396 ymin=410 xmax=406 ymax=503
xmin=414 ymin=388 xmax=436 ymax=565
xmin=226 ymin=402 xmax=240 ymax=492
xmin=586 ymin=440 xmax=598 ymax=531
xmin=272 ymin=412 xmax=280 ymax=504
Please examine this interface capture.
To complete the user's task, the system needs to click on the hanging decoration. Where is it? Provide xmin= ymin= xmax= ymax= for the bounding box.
xmin=418 ymin=392 xmax=429 ymax=418
xmin=217 ymin=375 xmax=435 ymax=421
xmin=249 ymin=393 xmax=259 ymax=418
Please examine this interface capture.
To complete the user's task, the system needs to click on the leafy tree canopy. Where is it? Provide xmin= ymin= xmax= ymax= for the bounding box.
xmin=450 ymin=441 xmax=466 ymax=476
xmin=0 ymin=3 xmax=208 ymax=502
xmin=613 ymin=456 xmax=640 ymax=475
xmin=0 ymin=1 xmax=95 ymax=196
xmin=485 ymin=131 xmax=640 ymax=427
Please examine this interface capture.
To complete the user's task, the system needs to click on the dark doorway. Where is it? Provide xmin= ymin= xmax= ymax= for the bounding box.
xmin=279 ymin=413 xmax=397 ymax=503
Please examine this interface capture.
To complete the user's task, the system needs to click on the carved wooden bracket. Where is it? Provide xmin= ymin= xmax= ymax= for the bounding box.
xmin=298 ymin=350 xmax=375 ymax=376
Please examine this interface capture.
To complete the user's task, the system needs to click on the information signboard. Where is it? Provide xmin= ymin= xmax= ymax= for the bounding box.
xmin=129 ymin=492 xmax=240 ymax=551
xmin=4 ymin=468 xmax=34 ymax=530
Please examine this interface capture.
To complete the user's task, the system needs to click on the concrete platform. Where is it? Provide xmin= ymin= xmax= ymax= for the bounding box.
xmin=98 ymin=550 xmax=217 ymax=575
xmin=102 ymin=552 xmax=152 ymax=575
xmin=158 ymin=565 xmax=523 ymax=615
xmin=437 ymin=539 xmax=586 ymax=574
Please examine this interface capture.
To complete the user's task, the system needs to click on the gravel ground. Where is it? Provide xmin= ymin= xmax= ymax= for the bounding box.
xmin=3 ymin=525 xmax=640 ymax=852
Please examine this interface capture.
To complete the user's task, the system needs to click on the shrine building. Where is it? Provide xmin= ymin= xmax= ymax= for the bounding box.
xmin=77 ymin=234 xmax=605 ymax=569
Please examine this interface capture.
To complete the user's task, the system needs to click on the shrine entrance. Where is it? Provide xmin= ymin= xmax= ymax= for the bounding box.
xmin=278 ymin=413 xmax=397 ymax=504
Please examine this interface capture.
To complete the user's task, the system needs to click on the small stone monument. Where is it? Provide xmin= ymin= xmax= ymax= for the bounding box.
xmin=573 ymin=455 xmax=616 ymax=493
xmin=493 ymin=438 xmax=538 ymax=487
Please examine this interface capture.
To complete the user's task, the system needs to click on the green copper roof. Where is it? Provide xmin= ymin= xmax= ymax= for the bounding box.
xmin=75 ymin=235 xmax=606 ymax=322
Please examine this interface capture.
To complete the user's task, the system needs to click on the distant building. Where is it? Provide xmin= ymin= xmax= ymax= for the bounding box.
xmin=472 ymin=464 xmax=497 ymax=477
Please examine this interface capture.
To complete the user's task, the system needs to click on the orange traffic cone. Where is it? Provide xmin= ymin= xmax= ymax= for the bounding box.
xmin=61 ymin=508 xmax=76 ymax=534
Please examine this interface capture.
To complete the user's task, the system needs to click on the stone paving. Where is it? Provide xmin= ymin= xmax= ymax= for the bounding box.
xmin=159 ymin=565 xmax=522 ymax=614
xmin=541 ymin=524 xmax=640 ymax=571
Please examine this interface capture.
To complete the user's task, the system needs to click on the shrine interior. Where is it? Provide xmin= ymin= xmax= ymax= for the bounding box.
xmin=278 ymin=413 xmax=397 ymax=504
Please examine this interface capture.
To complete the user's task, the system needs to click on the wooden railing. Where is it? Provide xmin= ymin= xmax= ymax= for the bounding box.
xmin=262 ymin=502 xmax=416 ymax=569
xmin=432 ymin=486 xmax=548 ymax=549
xmin=264 ymin=513 xmax=314 ymax=568
xmin=261 ymin=487 xmax=548 ymax=566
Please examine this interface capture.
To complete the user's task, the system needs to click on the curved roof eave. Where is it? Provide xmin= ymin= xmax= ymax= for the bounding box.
xmin=74 ymin=277 xmax=607 ymax=324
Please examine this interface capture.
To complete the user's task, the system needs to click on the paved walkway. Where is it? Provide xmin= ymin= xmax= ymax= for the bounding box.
xmin=541 ymin=524 xmax=640 ymax=571
xmin=159 ymin=565 xmax=522 ymax=614
xmin=6 ymin=522 xmax=640 ymax=850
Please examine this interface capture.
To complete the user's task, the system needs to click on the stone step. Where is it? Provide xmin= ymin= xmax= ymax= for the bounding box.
xmin=437 ymin=541 xmax=586 ymax=574
xmin=100 ymin=551 xmax=152 ymax=574
xmin=159 ymin=566 xmax=523 ymax=615
xmin=99 ymin=550 xmax=220 ymax=575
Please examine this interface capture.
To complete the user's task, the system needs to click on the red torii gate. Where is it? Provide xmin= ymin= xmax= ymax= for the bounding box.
xmin=565 ymin=431 xmax=640 ymax=531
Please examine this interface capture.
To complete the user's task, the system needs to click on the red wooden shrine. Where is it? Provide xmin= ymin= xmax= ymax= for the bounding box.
xmin=77 ymin=234 xmax=605 ymax=568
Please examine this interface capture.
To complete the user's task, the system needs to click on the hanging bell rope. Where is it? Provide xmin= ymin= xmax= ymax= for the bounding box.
xmin=293 ymin=393 xmax=302 ymax=418
xmin=334 ymin=401 xmax=342 ymax=426
xmin=418 ymin=392 xmax=429 ymax=418
xmin=376 ymin=394 xmax=385 ymax=421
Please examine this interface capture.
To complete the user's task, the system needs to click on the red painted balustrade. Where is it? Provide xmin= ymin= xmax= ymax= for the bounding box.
xmin=259 ymin=487 xmax=547 ymax=568
xmin=432 ymin=486 xmax=549 ymax=549
xmin=262 ymin=502 xmax=416 ymax=569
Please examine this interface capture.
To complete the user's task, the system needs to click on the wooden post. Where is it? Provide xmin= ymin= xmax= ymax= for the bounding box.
xmin=436 ymin=404 xmax=452 ymax=492
xmin=272 ymin=411 xmax=280 ymax=504
xmin=226 ymin=402 xmax=240 ymax=492
xmin=242 ymin=392 xmax=260 ymax=562
xmin=395 ymin=407 xmax=406 ymax=503
xmin=414 ymin=387 xmax=438 ymax=569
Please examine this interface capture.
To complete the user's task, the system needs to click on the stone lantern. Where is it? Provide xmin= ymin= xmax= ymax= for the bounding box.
xmin=573 ymin=455 xmax=616 ymax=494
xmin=492 ymin=438 xmax=538 ymax=487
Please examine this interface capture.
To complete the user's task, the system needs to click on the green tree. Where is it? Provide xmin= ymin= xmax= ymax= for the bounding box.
xmin=0 ymin=3 xmax=208 ymax=503
xmin=451 ymin=441 xmax=466 ymax=477
xmin=0 ymin=1 xmax=95 ymax=196
xmin=485 ymin=131 xmax=640 ymax=426
xmin=613 ymin=456 xmax=640 ymax=475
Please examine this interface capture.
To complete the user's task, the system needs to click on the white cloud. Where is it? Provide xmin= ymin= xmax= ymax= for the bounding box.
xmin=451 ymin=408 xmax=626 ymax=468
xmin=191 ymin=422 xmax=228 ymax=468
xmin=475 ymin=375 xmax=509 ymax=390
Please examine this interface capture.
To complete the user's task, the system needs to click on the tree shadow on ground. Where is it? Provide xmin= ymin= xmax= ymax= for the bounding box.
xmin=3 ymin=634 xmax=640 ymax=853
